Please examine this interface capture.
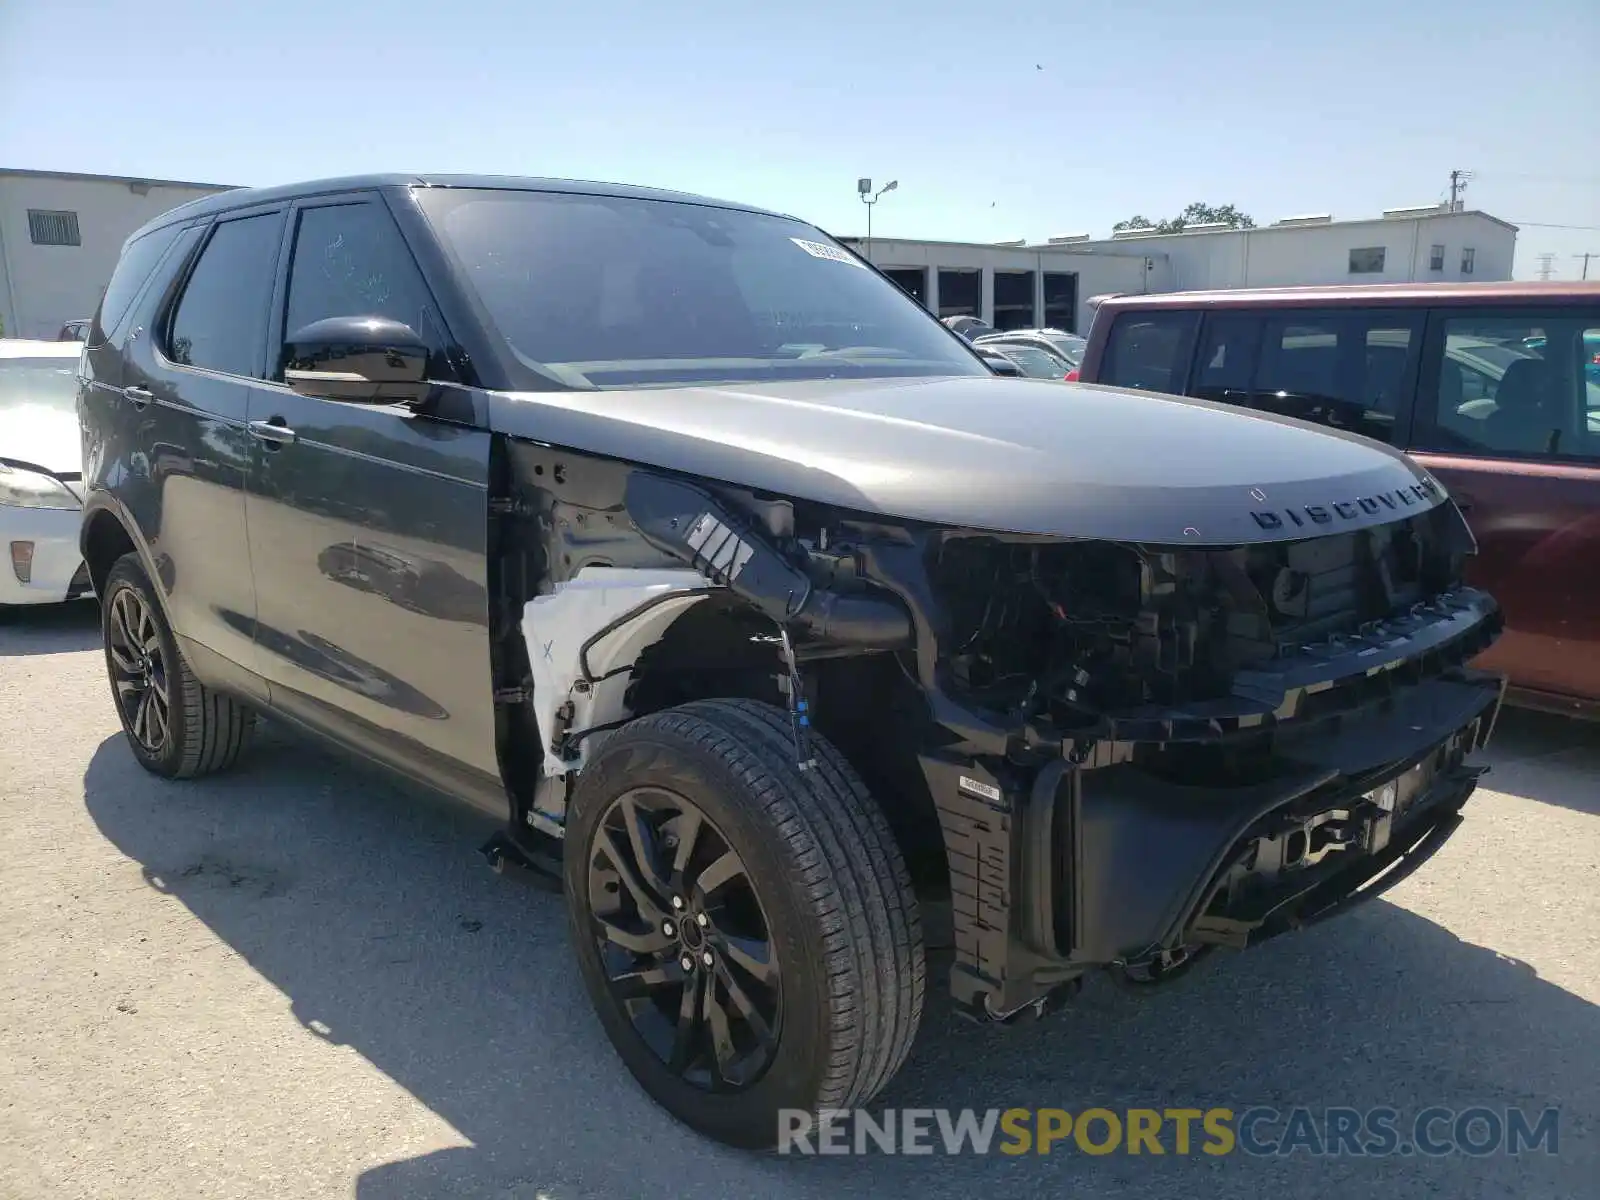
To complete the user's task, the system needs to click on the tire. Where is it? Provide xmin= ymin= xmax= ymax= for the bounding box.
xmin=101 ymin=551 xmax=254 ymax=778
xmin=564 ymin=697 xmax=925 ymax=1148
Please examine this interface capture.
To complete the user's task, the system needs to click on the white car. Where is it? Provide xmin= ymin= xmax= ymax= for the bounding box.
xmin=0 ymin=339 xmax=91 ymax=606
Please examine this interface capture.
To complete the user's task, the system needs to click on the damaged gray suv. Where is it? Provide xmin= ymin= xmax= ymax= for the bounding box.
xmin=77 ymin=175 xmax=1506 ymax=1148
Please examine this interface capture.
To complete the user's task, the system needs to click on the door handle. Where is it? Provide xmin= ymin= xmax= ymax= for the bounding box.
xmin=248 ymin=418 xmax=297 ymax=447
xmin=123 ymin=386 xmax=153 ymax=410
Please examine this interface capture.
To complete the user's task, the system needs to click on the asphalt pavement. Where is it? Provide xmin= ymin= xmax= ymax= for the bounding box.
xmin=2 ymin=600 xmax=1596 ymax=1199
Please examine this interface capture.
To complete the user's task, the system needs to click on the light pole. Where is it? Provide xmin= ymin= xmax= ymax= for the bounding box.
xmin=858 ymin=178 xmax=897 ymax=263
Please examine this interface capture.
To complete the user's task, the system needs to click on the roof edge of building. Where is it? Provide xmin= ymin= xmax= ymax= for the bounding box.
xmin=0 ymin=167 xmax=238 ymax=192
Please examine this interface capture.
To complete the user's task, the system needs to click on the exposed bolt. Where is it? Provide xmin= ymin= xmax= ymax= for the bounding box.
xmin=663 ymin=921 xmax=676 ymax=937
xmin=680 ymin=954 xmax=695 ymax=972
xmin=701 ymin=951 xmax=714 ymax=967
xmin=671 ymin=896 xmax=684 ymax=911
xmin=696 ymin=912 xmax=708 ymax=928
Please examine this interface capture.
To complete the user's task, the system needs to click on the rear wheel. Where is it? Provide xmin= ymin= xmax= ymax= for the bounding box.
xmin=101 ymin=552 xmax=254 ymax=778
xmin=564 ymin=697 xmax=924 ymax=1148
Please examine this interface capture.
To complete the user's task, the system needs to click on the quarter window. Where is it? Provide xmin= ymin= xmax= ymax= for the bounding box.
xmin=279 ymin=201 xmax=447 ymax=379
xmin=1100 ymin=311 xmax=1198 ymax=394
xmin=166 ymin=214 xmax=282 ymax=378
xmin=1348 ymin=247 xmax=1386 ymax=274
xmin=98 ymin=224 xmax=185 ymax=338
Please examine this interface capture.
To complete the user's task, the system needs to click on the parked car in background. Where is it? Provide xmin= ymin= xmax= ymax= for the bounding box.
xmin=57 ymin=320 xmax=92 ymax=342
xmin=0 ymin=340 xmax=92 ymax=607
xmin=941 ymin=314 xmax=992 ymax=341
xmin=977 ymin=340 xmax=1071 ymax=380
xmin=974 ymin=328 xmax=1085 ymax=372
xmin=972 ymin=343 xmax=1024 ymax=375
xmin=998 ymin=327 xmax=1087 ymax=363
xmin=78 ymin=175 xmax=1503 ymax=1147
xmin=1079 ymin=280 xmax=1600 ymax=718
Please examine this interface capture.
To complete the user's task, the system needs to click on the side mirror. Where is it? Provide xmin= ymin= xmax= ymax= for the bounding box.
xmin=284 ymin=316 xmax=431 ymax=403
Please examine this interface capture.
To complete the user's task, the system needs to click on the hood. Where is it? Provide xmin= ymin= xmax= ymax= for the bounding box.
xmin=0 ymin=402 xmax=82 ymax=478
xmin=485 ymin=375 xmax=1447 ymax=545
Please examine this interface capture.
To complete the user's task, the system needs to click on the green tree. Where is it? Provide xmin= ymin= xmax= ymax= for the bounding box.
xmin=1113 ymin=202 xmax=1256 ymax=234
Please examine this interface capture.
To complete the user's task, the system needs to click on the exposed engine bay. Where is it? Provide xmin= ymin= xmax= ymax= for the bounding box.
xmin=492 ymin=439 xmax=1505 ymax=1021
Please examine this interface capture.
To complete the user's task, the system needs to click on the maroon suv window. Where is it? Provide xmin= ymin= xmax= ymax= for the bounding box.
xmin=1100 ymin=311 xmax=1197 ymax=394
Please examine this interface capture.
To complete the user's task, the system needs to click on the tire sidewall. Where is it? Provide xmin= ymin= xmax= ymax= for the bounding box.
xmin=563 ymin=720 xmax=839 ymax=1148
xmin=102 ymin=555 xmax=188 ymax=776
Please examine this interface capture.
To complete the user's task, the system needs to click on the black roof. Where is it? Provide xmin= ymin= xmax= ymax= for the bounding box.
xmin=128 ymin=173 xmax=795 ymax=242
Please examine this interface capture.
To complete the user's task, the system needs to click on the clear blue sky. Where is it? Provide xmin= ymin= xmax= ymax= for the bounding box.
xmin=3 ymin=0 xmax=1596 ymax=279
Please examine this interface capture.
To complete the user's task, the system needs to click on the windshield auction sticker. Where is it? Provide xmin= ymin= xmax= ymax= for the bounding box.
xmin=790 ymin=237 xmax=868 ymax=268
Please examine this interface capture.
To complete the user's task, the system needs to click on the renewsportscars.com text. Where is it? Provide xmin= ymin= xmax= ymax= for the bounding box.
xmin=778 ymin=1106 xmax=1561 ymax=1157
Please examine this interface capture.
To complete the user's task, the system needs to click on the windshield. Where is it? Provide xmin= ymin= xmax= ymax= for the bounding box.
xmin=1041 ymin=332 xmax=1086 ymax=365
xmin=417 ymin=188 xmax=988 ymax=389
xmin=0 ymin=357 xmax=80 ymax=415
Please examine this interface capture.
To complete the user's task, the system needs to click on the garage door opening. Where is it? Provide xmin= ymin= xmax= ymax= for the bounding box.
xmin=1044 ymin=272 xmax=1078 ymax=332
xmin=937 ymin=269 xmax=980 ymax=318
xmin=993 ymin=270 xmax=1036 ymax=330
xmin=883 ymin=267 xmax=929 ymax=307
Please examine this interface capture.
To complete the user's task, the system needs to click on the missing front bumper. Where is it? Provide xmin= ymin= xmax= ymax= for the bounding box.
xmin=921 ymin=670 xmax=1504 ymax=1019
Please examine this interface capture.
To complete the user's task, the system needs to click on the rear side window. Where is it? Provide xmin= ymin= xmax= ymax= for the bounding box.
xmin=279 ymin=200 xmax=448 ymax=379
xmin=1189 ymin=308 xmax=1418 ymax=444
xmin=97 ymin=225 xmax=184 ymax=338
xmin=1100 ymin=311 xmax=1198 ymax=393
xmin=166 ymin=213 xmax=282 ymax=379
xmin=1420 ymin=312 xmax=1600 ymax=461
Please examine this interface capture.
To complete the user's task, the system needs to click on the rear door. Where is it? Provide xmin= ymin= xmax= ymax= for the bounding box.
xmin=241 ymin=190 xmax=500 ymax=809
xmin=1408 ymin=305 xmax=1600 ymax=708
xmin=118 ymin=207 xmax=286 ymax=693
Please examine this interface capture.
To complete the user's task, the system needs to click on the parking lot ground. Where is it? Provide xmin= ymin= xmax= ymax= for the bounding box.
xmin=2 ymin=600 xmax=1597 ymax=1199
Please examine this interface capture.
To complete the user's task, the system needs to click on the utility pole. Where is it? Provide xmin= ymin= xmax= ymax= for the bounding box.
xmin=1448 ymin=169 xmax=1473 ymax=212
xmin=1537 ymin=253 xmax=1557 ymax=281
xmin=1576 ymin=252 xmax=1596 ymax=281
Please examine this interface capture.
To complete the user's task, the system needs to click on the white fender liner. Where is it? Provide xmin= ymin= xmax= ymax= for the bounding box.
xmin=521 ymin=566 xmax=717 ymax=778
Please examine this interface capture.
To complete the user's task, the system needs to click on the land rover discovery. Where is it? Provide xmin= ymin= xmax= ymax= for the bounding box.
xmin=77 ymin=175 xmax=1505 ymax=1148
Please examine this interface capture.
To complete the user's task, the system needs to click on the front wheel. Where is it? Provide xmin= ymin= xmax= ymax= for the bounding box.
xmin=101 ymin=552 xmax=254 ymax=778
xmin=564 ymin=697 xmax=925 ymax=1148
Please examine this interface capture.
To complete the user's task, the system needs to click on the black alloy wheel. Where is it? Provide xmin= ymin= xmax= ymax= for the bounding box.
xmin=564 ymin=698 xmax=925 ymax=1148
xmin=587 ymin=788 xmax=781 ymax=1092
xmin=100 ymin=552 xmax=254 ymax=778
xmin=106 ymin=585 xmax=171 ymax=755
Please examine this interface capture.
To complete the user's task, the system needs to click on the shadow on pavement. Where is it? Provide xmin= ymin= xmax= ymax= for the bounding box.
xmin=83 ymin=725 xmax=1598 ymax=1200
xmin=1478 ymin=707 xmax=1600 ymax=816
xmin=0 ymin=598 xmax=100 ymax=657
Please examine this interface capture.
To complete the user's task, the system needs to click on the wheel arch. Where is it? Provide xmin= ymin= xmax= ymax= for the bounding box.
xmin=80 ymin=500 xmax=140 ymax=600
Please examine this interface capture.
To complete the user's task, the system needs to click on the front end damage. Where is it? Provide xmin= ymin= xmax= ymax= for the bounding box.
xmin=499 ymin=447 xmax=1504 ymax=1019
xmin=883 ymin=502 xmax=1503 ymax=1019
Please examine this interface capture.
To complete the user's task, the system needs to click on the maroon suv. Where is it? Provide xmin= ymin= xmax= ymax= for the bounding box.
xmin=1080 ymin=281 xmax=1600 ymax=718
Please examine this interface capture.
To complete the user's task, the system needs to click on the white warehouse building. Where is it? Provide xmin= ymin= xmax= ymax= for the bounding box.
xmin=0 ymin=169 xmax=233 ymax=340
xmin=848 ymin=205 xmax=1517 ymax=334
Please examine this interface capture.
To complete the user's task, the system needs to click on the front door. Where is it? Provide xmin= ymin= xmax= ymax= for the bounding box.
xmin=242 ymin=193 xmax=499 ymax=808
xmin=1409 ymin=305 xmax=1600 ymax=709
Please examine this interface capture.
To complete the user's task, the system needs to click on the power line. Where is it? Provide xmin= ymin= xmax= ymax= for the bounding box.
xmin=1476 ymin=171 xmax=1600 ymax=187
xmin=1510 ymin=222 xmax=1600 ymax=231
